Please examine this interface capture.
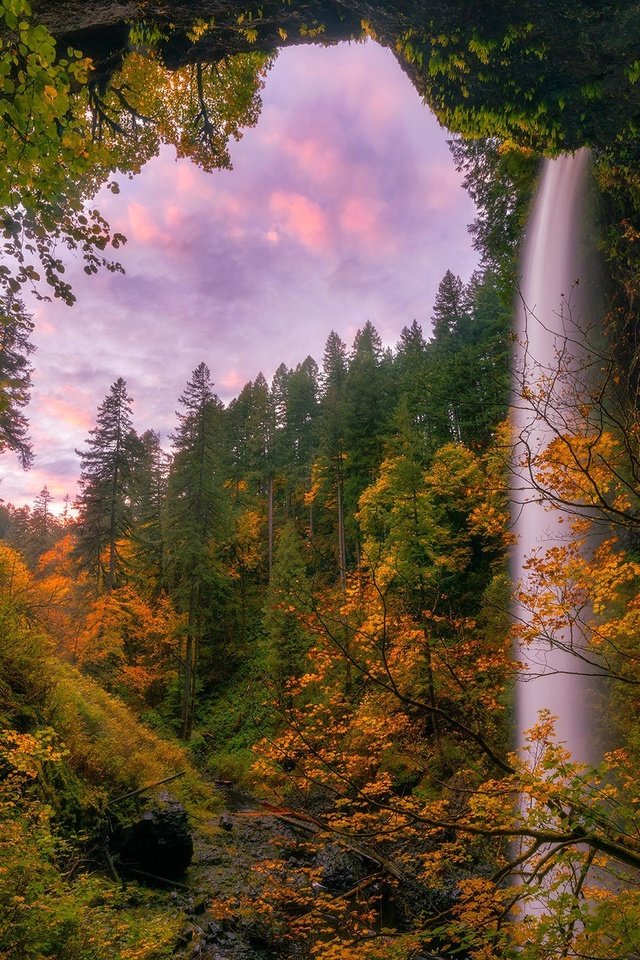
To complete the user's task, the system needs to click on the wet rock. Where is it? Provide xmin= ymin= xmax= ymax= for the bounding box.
xmin=316 ymin=843 xmax=368 ymax=893
xmin=120 ymin=800 xmax=194 ymax=878
xmin=191 ymin=897 xmax=208 ymax=915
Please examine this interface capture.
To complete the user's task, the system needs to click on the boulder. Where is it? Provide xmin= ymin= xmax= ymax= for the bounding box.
xmin=120 ymin=800 xmax=193 ymax=878
xmin=316 ymin=843 xmax=368 ymax=893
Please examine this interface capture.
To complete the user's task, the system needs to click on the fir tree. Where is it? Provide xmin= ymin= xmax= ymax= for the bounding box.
xmin=166 ymin=362 xmax=229 ymax=739
xmin=75 ymin=378 xmax=137 ymax=592
xmin=0 ymin=297 xmax=35 ymax=469
xmin=344 ymin=321 xmax=395 ymax=531
xmin=318 ymin=331 xmax=349 ymax=588
xmin=130 ymin=429 xmax=170 ymax=593
xmin=30 ymin=485 xmax=55 ymax=560
xmin=264 ymin=521 xmax=310 ymax=689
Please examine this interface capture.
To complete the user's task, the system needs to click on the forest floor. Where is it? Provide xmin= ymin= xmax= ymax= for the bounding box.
xmin=168 ymin=780 xmax=390 ymax=959
xmin=172 ymin=785 xmax=316 ymax=959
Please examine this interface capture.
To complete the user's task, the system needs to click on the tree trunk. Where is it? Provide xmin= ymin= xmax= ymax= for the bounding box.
xmin=180 ymin=580 xmax=198 ymax=740
xmin=268 ymin=473 xmax=274 ymax=580
xmin=337 ymin=468 xmax=346 ymax=593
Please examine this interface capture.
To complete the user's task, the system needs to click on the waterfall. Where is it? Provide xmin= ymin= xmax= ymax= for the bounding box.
xmin=513 ymin=149 xmax=599 ymax=765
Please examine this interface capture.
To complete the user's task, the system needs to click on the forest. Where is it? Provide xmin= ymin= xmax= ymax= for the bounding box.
xmin=2 ymin=1 xmax=640 ymax=958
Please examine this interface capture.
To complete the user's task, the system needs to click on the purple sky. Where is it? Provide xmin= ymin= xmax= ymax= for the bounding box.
xmin=2 ymin=40 xmax=478 ymax=510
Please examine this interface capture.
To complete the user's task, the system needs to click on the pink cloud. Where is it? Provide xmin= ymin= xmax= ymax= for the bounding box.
xmin=220 ymin=370 xmax=244 ymax=390
xmin=174 ymin=162 xmax=216 ymax=203
xmin=423 ymin=164 xmax=466 ymax=211
xmin=165 ymin=204 xmax=185 ymax=229
xmin=339 ymin=196 xmax=391 ymax=252
xmin=269 ymin=191 xmax=331 ymax=253
xmin=266 ymin=131 xmax=342 ymax=185
xmin=363 ymin=83 xmax=403 ymax=125
xmin=41 ymin=397 xmax=93 ymax=431
xmin=127 ymin=202 xmax=172 ymax=246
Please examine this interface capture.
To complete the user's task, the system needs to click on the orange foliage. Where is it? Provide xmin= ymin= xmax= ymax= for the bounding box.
xmin=77 ymin=586 xmax=181 ymax=704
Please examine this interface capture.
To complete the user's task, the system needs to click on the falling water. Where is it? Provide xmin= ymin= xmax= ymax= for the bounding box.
xmin=513 ymin=149 xmax=600 ymax=765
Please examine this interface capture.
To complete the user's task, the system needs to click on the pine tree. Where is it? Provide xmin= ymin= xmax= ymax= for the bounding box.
xmin=343 ymin=321 xmax=395 ymax=535
xmin=166 ymin=362 xmax=229 ymax=739
xmin=75 ymin=378 xmax=137 ymax=592
xmin=30 ymin=485 xmax=55 ymax=560
xmin=130 ymin=429 xmax=170 ymax=593
xmin=264 ymin=521 xmax=310 ymax=689
xmin=228 ymin=373 xmax=277 ymax=574
xmin=425 ymin=271 xmax=471 ymax=444
xmin=318 ymin=331 xmax=349 ymax=589
xmin=394 ymin=320 xmax=432 ymax=451
xmin=271 ymin=359 xmax=319 ymax=514
xmin=0 ymin=297 xmax=35 ymax=469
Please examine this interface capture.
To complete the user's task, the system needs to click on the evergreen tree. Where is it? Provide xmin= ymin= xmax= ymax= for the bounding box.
xmin=450 ymin=270 xmax=511 ymax=447
xmin=423 ymin=269 xmax=511 ymax=450
xmin=130 ymin=429 xmax=170 ymax=593
xmin=30 ymin=485 xmax=55 ymax=560
xmin=264 ymin=521 xmax=311 ymax=689
xmin=394 ymin=320 xmax=432 ymax=452
xmin=285 ymin=356 xmax=319 ymax=492
xmin=448 ymin=135 xmax=538 ymax=273
xmin=424 ymin=270 xmax=471 ymax=445
xmin=271 ymin=358 xmax=319 ymax=526
xmin=165 ymin=362 xmax=229 ymax=739
xmin=247 ymin=373 xmax=276 ymax=573
xmin=343 ymin=321 xmax=395 ymax=531
xmin=74 ymin=378 xmax=137 ymax=592
xmin=430 ymin=269 xmax=467 ymax=341
xmin=318 ymin=331 xmax=349 ymax=588
xmin=0 ymin=297 xmax=35 ymax=469
xmin=227 ymin=374 xmax=277 ymax=575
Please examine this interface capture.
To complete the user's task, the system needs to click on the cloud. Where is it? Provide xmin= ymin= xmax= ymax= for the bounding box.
xmin=269 ymin=190 xmax=331 ymax=253
xmin=40 ymin=397 xmax=93 ymax=432
xmin=127 ymin=201 xmax=172 ymax=247
xmin=220 ymin=369 xmax=244 ymax=390
xmin=339 ymin=196 xmax=391 ymax=252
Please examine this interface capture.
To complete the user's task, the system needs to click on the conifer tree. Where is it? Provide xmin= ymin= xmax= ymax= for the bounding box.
xmin=228 ymin=373 xmax=276 ymax=573
xmin=0 ymin=297 xmax=35 ymax=469
xmin=130 ymin=429 xmax=170 ymax=593
xmin=394 ymin=320 xmax=432 ymax=452
xmin=75 ymin=378 xmax=137 ymax=592
xmin=166 ymin=362 xmax=229 ymax=739
xmin=264 ymin=521 xmax=310 ymax=689
xmin=30 ymin=485 xmax=55 ymax=560
xmin=318 ymin=331 xmax=349 ymax=588
xmin=343 ymin=321 xmax=395 ymax=535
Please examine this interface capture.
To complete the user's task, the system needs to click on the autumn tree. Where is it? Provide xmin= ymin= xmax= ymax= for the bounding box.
xmin=95 ymin=48 xmax=275 ymax=173
xmin=77 ymin=585 xmax=180 ymax=705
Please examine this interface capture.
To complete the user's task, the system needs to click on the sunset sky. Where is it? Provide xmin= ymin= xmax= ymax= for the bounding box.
xmin=2 ymin=39 xmax=478 ymax=509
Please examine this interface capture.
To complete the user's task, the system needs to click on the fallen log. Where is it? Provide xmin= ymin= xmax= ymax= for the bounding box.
xmin=106 ymin=771 xmax=187 ymax=807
